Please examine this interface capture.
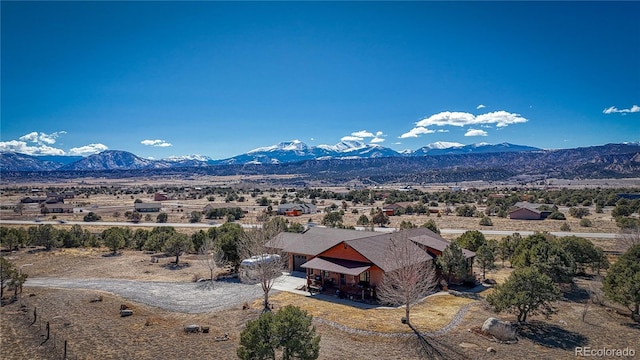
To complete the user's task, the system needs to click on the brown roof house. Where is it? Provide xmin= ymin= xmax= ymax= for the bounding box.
xmin=508 ymin=202 xmax=552 ymax=220
xmin=268 ymin=227 xmax=475 ymax=299
xmin=42 ymin=203 xmax=74 ymax=214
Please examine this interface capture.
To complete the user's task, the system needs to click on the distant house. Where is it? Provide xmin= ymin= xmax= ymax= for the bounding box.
xmin=21 ymin=197 xmax=47 ymax=204
xmin=381 ymin=202 xmax=414 ymax=216
xmin=268 ymin=227 xmax=475 ymax=291
xmin=276 ymin=203 xmax=317 ymax=216
xmin=508 ymin=202 xmax=552 ymax=220
xmin=154 ymin=192 xmax=170 ymax=201
xmin=134 ymin=203 xmax=162 ymax=212
xmin=61 ymin=191 xmax=75 ymax=199
xmin=42 ymin=203 xmax=74 ymax=214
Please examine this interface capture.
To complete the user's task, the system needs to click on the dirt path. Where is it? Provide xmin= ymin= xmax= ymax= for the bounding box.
xmin=25 ymin=277 xmax=267 ymax=313
xmin=313 ymin=302 xmax=477 ymax=338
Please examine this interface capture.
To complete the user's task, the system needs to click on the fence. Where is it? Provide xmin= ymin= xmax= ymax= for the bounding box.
xmin=11 ymin=296 xmax=79 ymax=360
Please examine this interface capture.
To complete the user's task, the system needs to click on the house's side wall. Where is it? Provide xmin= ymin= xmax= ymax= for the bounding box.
xmin=319 ymin=244 xmax=370 ymax=263
xmin=369 ymin=266 xmax=384 ymax=287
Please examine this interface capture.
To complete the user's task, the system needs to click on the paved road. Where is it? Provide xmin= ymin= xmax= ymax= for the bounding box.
xmin=1 ymin=220 xmax=619 ymax=239
xmin=25 ymin=277 xmax=266 ymax=314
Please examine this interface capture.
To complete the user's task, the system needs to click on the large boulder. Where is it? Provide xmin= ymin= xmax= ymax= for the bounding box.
xmin=481 ymin=317 xmax=516 ymax=341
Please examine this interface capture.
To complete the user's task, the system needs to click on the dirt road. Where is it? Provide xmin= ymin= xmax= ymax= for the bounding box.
xmin=25 ymin=277 xmax=267 ymax=313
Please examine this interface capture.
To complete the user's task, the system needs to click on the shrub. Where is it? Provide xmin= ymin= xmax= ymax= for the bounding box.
xmin=83 ymin=212 xmax=101 ymax=222
xmin=579 ymin=218 xmax=593 ymax=227
xmin=479 ymin=216 xmax=493 ymax=226
xmin=548 ymin=211 xmax=566 ymax=220
xmin=560 ymin=223 xmax=571 ymax=231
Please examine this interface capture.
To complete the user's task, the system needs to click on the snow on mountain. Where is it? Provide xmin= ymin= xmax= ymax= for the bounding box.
xmin=248 ymin=140 xmax=309 ymax=154
xmin=317 ymin=140 xmax=367 ymax=153
xmin=60 ymin=150 xmax=172 ymax=170
xmin=163 ymin=154 xmax=212 ymax=162
xmin=412 ymin=142 xmax=540 ymax=156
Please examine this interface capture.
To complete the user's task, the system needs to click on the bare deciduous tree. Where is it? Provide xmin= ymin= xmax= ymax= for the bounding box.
xmin=199 ymin=238 xmax=226 ymax=288
xmin=239 ymin=221 xmax=286 ymax=312
xmin=619 ymin=226 xmax=640 ymax=251
xmin=377 ymin=232 xmax=437 ymax=326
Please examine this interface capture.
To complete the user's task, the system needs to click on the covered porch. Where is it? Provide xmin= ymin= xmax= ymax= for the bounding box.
xmin=301 ymin=257 xmax=379 ymax=302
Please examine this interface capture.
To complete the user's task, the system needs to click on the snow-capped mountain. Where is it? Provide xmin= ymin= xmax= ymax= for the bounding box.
xmin=214 ymin=140 xmax=401 ymax=164
xmin=412 ymin=142 xmax=540 ymax=156
xmin=1 ymin=141 xmax=544 ymax=170
xmin=60 ymin=150 xmax=172 ymax=170
xmin=248 ymin=140 xmax=310 ymax=154
xmin=0 ymin=152 xmax=62 ymax=171
xmin=163 ymin=154 xmax=212 ymax=162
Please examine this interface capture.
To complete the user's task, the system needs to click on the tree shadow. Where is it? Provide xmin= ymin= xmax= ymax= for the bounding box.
xmin=622 ymin=322 xmax=640 ymax=330
xmin=518 ymin=321 xmax=588 ymax=350
xmin=562 ymin=283 xmax=590 ymax=302
xmin=161 ymin=262 xmax=190 ymax=270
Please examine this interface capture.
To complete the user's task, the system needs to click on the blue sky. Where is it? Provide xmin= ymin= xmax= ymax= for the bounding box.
xmin=1 ymin=1 xmax=638 ymax=160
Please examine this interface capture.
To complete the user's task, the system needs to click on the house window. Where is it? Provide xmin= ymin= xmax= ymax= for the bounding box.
xmin=359 ymin=271 xmax=370 ymax=282
xmin=322 ymin=271 xmax=330 ymax=278
xmin=340 ymin=273 xmax=346 ymax=285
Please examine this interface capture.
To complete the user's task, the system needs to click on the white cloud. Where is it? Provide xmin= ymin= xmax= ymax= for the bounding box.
xmin=19 ymin=132 xmax=39 ymax=143
xmin=341 ymin=130 xmax=386 ymax=144
xmin=437 ymin=129 xmax=449 ymax=133
xmin=476 ymin=104 xmax=486 ymax=109
xmin=402 ymin=110 xmax=526 ymax=138
xmin=351 ymin=130 xmax=375 ymax=138
xmin=464 ymin=129 xmax=488 ymax=137
xmin=69 ymin=143 xmax=108 ymax=156
xmin=0 ymin=140 xmax=65 ymax=155
xmin=415 ymin=111 xmax=476 ymax=128
xmin=603 ymin=105 xmax=640 ymax=114
xmin=18 ymin=131 xmax=66 ymax=145
xmin=399 ymin=127 xmax=435 ymax=138
xmin=141 ymin=139 xmax=172 ymax=147
xmin=340 ymin=135 xmax=365 ymax=143
xmin=474 ymin=111 xmax=528 ymax=127
xmin=415 ymin=110 xmax=527 ymax=128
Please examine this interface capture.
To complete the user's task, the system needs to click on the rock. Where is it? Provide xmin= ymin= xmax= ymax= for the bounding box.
xmin=120 ymin=309 xmax=133 ymax=317
xmin=487 ymin=347 xmax=496 ymax=353
xmin=184 ymin=324 xmax=200 ymax=333
xmin=482 ymin=318 xmax=516 ymax=341
xmin=459 ymin=342 xmax=479 ymax=349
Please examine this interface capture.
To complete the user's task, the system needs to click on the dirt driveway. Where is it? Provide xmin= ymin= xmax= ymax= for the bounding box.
xmin=25 ymin=277 xmax=267 ymax=313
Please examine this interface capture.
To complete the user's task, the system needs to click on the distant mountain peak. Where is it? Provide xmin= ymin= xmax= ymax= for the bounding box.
xmin=249 ymin=139 xmax=308 ymax=153
xmin=163 ymin=154 xmax=211 ymax=162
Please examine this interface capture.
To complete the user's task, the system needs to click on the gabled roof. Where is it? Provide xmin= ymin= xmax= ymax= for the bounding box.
xmin=269 ymin=227 xmax=373 ymax=256
xmin=344 ymin=232 xmax=432 ymax=272
xmin=408 ymin=233 xmax=475 ymax=259
xmin=510 ymin=202 xmax=544 ymax=214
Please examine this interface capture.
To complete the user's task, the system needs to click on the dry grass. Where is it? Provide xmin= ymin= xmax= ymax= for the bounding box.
xmin=259 ymin=292 xmax=474 ymax=333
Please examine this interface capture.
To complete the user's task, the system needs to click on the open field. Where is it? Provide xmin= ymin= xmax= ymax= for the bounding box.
xmin=1 ymin=178 xmax=639 ymax=359
xmin=2 ymin=248 xmax=639 ymax=360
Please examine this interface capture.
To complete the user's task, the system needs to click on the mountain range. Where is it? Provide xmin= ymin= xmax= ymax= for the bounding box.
xmin=1 ymin=141 xmax=639 ymax=183
xmin=0 ymin=140 xmax=541 ymax=171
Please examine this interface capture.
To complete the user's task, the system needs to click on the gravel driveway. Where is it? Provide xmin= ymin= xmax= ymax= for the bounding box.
xmin=25 ymin=277 xmax=268 ymax=313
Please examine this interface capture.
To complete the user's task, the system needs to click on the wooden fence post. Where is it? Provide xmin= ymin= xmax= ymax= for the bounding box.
xmin=31 ymin=307 xmax=37 ymax=326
